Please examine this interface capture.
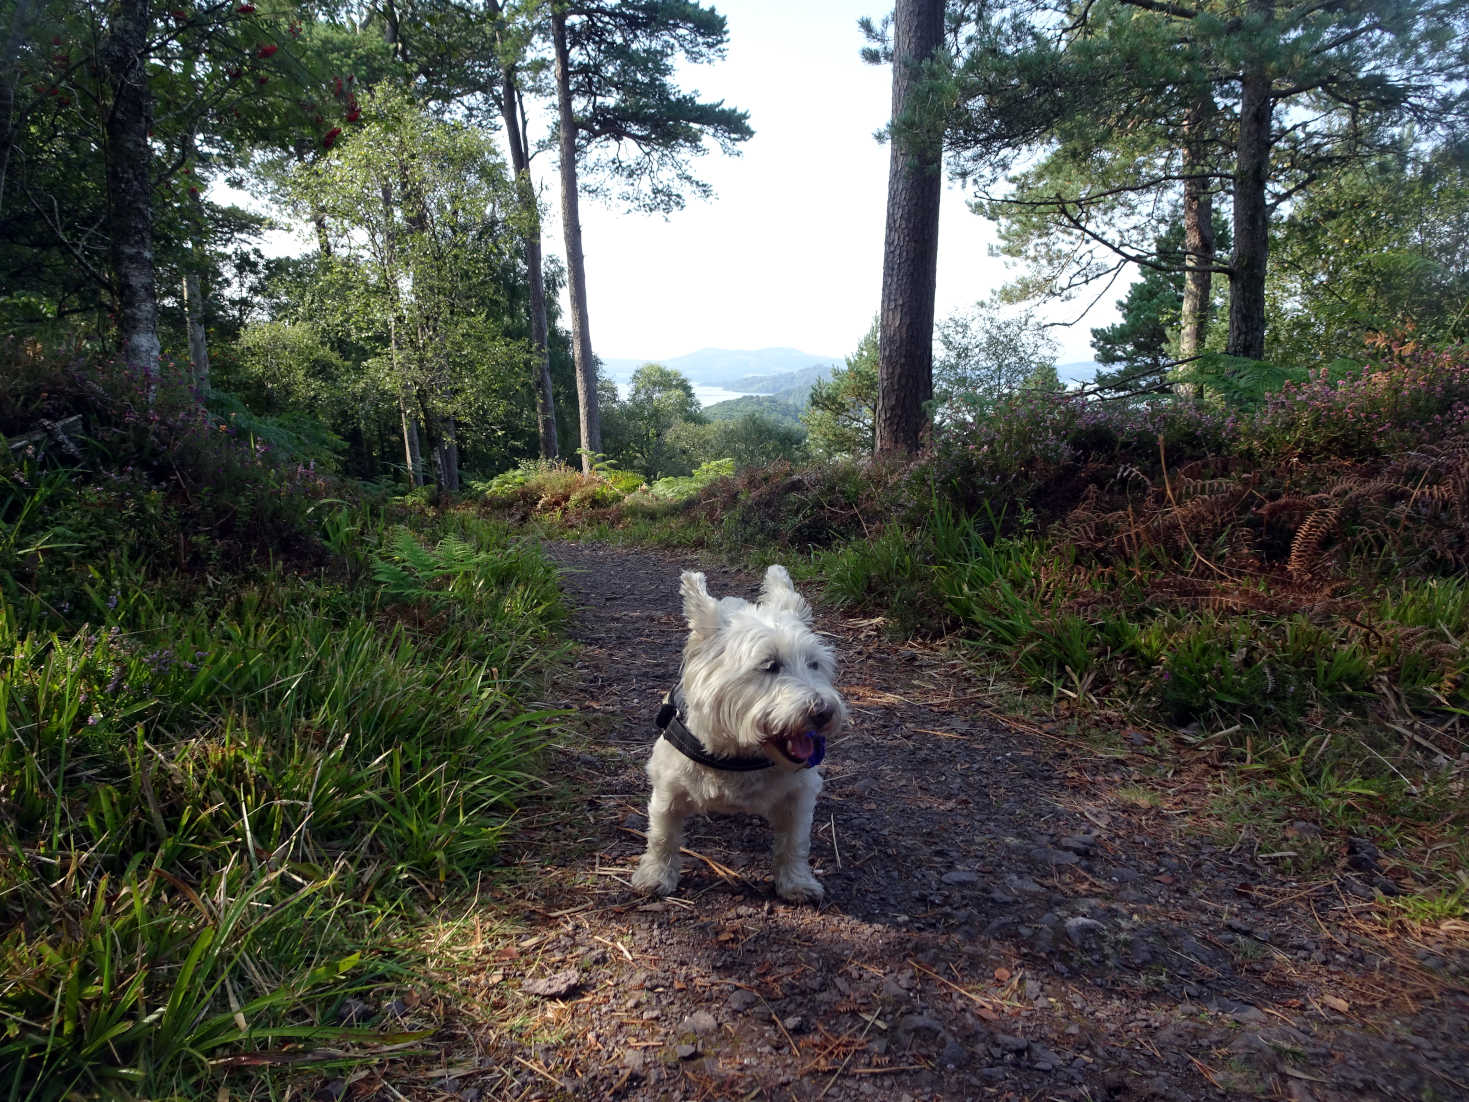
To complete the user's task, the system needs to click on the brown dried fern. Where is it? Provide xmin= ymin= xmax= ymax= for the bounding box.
xmin=1288 ymin=505 xmax=1343 ymax=579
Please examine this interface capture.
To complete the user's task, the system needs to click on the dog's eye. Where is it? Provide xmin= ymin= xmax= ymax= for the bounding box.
xmin=759 ymin=658 xmax=782 ymax=674
xmin=807 ymin=660 xmax=821 ymax=671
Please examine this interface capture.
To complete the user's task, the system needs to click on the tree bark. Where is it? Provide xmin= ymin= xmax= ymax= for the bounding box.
xmin=552 ymin=6 xmax=601 ymax=473
xmin=398 ymin=378 xmax=424 ymax=487
xmin=312 ymin=209 xmax=332 ymax=257
xmin=183 ymin=271 xmax=210 ymax=391
xmin=490 ymin=0 xmax=558 ymax=460
xmin=435 ymin=415 xmax=460 ymax=493
xmin=181 ymin=131 xmax=210 ymax=393
xmin=1178 ymin=99 xmax=1215 ymax=366
xmin=1227 ymin=0 xmax=1272 ymax=361
xmin=100 ymin=0 xmax=161 ymax=385
xmin=875 ymin=0 xmax=944 ymax=457
xmin=502 ymin=81 xmax=558 ymax=460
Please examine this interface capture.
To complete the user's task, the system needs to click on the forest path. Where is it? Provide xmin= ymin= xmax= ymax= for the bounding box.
xmin=471 ymin=539 xmax=1466 ymax=1101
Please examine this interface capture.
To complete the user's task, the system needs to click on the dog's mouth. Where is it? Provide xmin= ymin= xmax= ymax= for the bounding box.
xmin=769 ymin=729 xmax=825 ymax=767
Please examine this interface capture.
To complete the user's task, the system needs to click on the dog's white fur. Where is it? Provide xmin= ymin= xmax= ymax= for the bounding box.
xmin=631 ymin=565 xmax=847 ymax=903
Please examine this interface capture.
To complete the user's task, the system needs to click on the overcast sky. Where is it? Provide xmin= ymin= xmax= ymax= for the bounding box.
xmin=543 ymin=0 xmax=1113 ymax=365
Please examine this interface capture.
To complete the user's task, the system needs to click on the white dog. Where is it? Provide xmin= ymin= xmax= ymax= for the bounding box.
xmin=631 ymin=566 xmax=847 ymax=903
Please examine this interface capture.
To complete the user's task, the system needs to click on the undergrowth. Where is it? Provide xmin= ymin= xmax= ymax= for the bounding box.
xmin=1 ymin=348 xmax=568 ymax=1098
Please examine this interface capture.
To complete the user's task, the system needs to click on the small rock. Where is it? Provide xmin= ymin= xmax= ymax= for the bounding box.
xmin=1057 ymin=834 xmax=1097 ymax=855
xmin=1030 ymin=1042 xmax=1060 ymax=1072
xmin=1346 ymin=836 xmax=1382 ymax=871
xmin=942 ymin=869 xmax=980 ymax=885
xmin=1031 ymin=846 xmax=1081 ymax=866
xmin=682 ymin=1010 xmax=717 ymax=1034
xmin=995 ymin=1033 xmax=1029 ymax=1053
xmin=896 ymin=1013 xmax=943 ymax=1037
xmin=939 ymin=1039 xmax=970 ymax=1068
xmin=335 ymin=997 xmax=374 ymax=1025
xmin=1285 ymin=820 xmax=1321 ymax=840
xmin=1065 ymin=916 xmax=1106 ymax=946
xmin=621 ymin=1049 xmax=645 ymax=1072
xmin=782 ymin=1015 xmax=807 ymax=1034
xmin=675 ymin=1043 xmax=698 ymax=1060
xmin=727 ymin=988 xmax=757 ymax=1012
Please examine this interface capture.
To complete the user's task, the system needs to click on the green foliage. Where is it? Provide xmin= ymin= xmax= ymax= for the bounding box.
xmin=701 ymin=393 xmax=807 ymax=426
xmin=276 ymin=87 xmax=536 ymax=486
xmin=1268 ymin=145 xmax=1469 ymax=365
xmin=1237 ymin=338 xmax=1469 ymax=459
xmin=600 ymin=363 xmax=706 ymax=479
xmin=665 ymin=413 xmax=806 ymax=470
xmin=476 ymin=459 xmax=639 ymax=514
xmin=648 ymin=457 xmax=735 ymax=501
xmin=804 ymin=322 xmax=878 ymax=458
xmin=933 ymin=308 xmax=1061 ymax=428
xmin=1090 ymin=219 xmax=1230 ymax=397
xmin=562 ymin=0 xmax=754 ymax=213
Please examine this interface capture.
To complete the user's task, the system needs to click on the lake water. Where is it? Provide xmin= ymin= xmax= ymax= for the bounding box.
xmin=605 ymin=372 xmax=754 ymax=410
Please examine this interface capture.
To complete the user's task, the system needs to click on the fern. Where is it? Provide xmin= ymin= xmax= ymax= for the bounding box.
xmin=1190 ymin=353 xmax=1306 ymax=411
xmin=1288 ymin=506 xmax=1343 ymax=578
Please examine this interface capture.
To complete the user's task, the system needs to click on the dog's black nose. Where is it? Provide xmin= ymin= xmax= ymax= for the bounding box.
xmin=808 ymin=702 xmax=834 ymax=728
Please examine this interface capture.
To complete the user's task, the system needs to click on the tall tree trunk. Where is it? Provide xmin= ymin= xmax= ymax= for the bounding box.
xmin=875 ymin=0 xmax=944 ymax=456
xmin=183 ymin=272 xmax=209 ymax=390
xmin=313 ymin=209 xmax=332 ymax=257
xmin=181 ymin=131 xmax=210 ymax=393
xmin=490 ymin=0 xmax=558 ymax=459
xmin=379 ymin=179 xmax=423 ymax=486
xmin=503 ymin=82 xmax=559 ymax=460
xmin=1227 ymin=0 xmax=1272 ymax=361
xmin=436 ymin=415 xmax=460 ymax=493
xmin=100 ymin=0 xmax=160 ymax=385
xmin=398 ymin=389 xmax=424 ymax=487
xmin=552 ymin=6 xmax=601 ymax=473
xmin=1178 ymin=99 xmax=1216 ymax=366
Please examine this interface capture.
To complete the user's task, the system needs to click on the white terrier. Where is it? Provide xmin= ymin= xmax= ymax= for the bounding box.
xmin=631 ymin=566 xmax=847 ymax=903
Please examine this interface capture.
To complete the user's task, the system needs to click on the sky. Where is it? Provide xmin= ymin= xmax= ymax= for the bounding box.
xmin=538 ymin=0 xmax=1114 ymax=365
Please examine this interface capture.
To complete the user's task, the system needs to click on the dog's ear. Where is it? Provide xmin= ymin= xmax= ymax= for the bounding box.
xmin=680 ymin=571 xmax=720 ymax=639
xmin=760 ymin=564 xmax=812 ymax=624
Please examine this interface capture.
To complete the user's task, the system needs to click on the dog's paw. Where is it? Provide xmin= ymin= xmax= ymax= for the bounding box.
xmin=774 ymin=870 xmax=824 ymax=904
xmin=631 ymin=858 xmax=679 ymax=897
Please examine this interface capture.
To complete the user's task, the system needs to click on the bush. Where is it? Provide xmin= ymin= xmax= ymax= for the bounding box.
xmin=648 ymin=457 xmax=736 ymax=502
xmin=1241 ymin=338 xmax=1469 ymax=460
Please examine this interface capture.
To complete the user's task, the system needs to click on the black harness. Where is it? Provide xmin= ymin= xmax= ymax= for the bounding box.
xmin=655 ymin=690 xmax=775 ymax=772
xmin=655 ymin=689 xmax=827 ymax=771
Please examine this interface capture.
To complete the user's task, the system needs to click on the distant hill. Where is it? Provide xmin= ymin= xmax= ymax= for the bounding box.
xmin=600 ymin=347 xmax=840 ymax=390
xmin=701 ymin=393 xmax=807 ymax=427
xmin=726 ymin=363 xmax=832 ymax=396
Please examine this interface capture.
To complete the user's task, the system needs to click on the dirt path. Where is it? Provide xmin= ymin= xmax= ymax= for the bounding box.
xmin=473 ymin=540 xmax=1467 ymax=1101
